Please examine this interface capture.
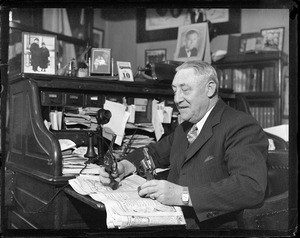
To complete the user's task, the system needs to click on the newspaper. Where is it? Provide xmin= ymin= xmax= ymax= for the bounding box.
xmin=69 ymin=174 xmax=186 ymax=229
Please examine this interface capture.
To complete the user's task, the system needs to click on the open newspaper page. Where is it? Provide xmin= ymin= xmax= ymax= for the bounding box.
xmin=69 ymin=174 xmax=186 ymax=229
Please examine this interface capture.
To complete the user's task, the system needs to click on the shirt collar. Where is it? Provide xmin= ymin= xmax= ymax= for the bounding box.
xmin=194 ymin=105 xmax=215 ymax=135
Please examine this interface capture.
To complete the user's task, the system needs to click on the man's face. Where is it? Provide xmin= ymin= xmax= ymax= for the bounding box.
xmin=185 ymin=33 xmax=199 ymax=50
xmin=172 ymin=68 xmax=210 ymax=123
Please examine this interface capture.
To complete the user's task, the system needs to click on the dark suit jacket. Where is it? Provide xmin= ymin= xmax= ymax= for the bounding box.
xmin=178 ymin=46 xmax=198 ymax=58
xmin=125 ymin=99 xmax=268 ymax=229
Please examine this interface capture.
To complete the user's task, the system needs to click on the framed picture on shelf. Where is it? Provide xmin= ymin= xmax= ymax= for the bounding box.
xmin=239 ymin=32 xmax=262 ymax=53
xmin=90 ymin=48 xmax=111 ymax=75
xmin=145 ymin=49 xmax=167 ymax=65
xmin=260 ymin=27 xmax=284 ymax=51
xmin=22 ymin=32 xmax=57 ymax=75
xmin=92 ymin=28 xmax=104 ymax=48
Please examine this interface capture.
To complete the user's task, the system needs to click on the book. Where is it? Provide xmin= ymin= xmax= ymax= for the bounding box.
xmin=69 ymin=174 xmax=186 ymax=229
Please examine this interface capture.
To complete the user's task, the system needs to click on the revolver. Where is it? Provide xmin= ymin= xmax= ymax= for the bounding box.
xmin=103 ymin=135 xmax=119 ymax=190
xmin=139 ymin=147 xmax=156 ymax=180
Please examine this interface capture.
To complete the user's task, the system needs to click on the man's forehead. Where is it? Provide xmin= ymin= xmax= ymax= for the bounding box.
xmin=173 ymin=68 xmax=205 ymax=84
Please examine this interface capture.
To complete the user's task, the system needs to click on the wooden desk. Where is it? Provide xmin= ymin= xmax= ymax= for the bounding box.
xmin=64 ymin=186 xmax=105 ymax=211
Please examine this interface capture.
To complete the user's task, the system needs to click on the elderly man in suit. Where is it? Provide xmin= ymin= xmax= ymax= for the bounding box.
xmin=99 ymin=60 xmax=268 ymax=229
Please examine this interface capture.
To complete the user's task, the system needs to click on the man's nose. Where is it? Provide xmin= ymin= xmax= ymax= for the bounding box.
xmin=174 ymin=91 xmax=183 ymax=103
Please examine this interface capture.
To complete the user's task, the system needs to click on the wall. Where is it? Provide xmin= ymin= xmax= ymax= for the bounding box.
xmin=94 ymin=8 xmax=138 ymax=74
xmin=241 ymin=9 xmax=289 ymax=53
xmin=95 ymin=8 xmax=289 ymax=71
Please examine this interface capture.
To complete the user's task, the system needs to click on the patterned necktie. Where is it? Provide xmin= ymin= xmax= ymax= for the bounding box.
xmin=187 ymin=124 xmax=198 ymax=145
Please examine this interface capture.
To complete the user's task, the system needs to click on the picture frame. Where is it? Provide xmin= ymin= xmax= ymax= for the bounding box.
xmin=90 ymin=48 xmax=111 ymax=75
xmin=174 ymin=22 xmax=210 ymax=62
xmin=260 ymin=27 xmax=284 ymax=51
xmin=136 ymin=8 xmax=241 ymax=43
xmin=92 ymin=28 xmax=104 ymax=48
xmin=22 ymin=32 xmax=57 ymax=74
xmin=145 ymin=49 xmax=167 ymax=65
xmin=239 ymin=32 xmax=262 ymax=53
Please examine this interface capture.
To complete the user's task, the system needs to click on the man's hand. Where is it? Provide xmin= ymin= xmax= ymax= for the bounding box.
xmin=138 ymin=180 xmax=188 ymax=206
xmin=99 ymin=160 xmax=136 ymax=186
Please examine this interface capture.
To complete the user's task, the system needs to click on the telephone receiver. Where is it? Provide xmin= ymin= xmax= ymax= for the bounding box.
xmin=134 ymin=60 xmax=183 ymax=83
xmin=96 ymin=108 xmax=112 ymax=125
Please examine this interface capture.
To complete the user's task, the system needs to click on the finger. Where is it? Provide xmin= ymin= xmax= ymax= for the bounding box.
xmin=111 ymin=171 xmax=119 ymax=178
xmin=149 ymin=194 xmax=156 ymax=200
xmin=99 ymin=175 xmax=111 ymax=185
xmin=148 ymin=190 xmax=161 ymax=200
xmin=138 ymin=182 xmax=158 ymax=198
xmin=99 ymin=166 xmax=110 ymax=178
xmin=139 ymin=180 xmax=158 ymax=190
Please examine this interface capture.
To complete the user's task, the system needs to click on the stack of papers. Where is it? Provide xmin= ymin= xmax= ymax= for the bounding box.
xmin=64 ymin=112 xmax=92 ymax=129
xmin=126 ymin=123 xmax=155 ymax=133
xmin=69 ymin=174 xmax=186 ymax=229
xmin=59 ymin=139 xmax=100 ymax=175
xmin=123 ymin=134 xmax=155 ymax=149
xmin=63 ymin=107 xmax=101 ymax=130
xmin=62 ymin=155 xmax=100 ymax=175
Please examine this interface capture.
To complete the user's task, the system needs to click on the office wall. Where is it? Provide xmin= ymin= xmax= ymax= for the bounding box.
xmin=94 ymin=8 xmax=138 ymax=73
xmin=95 ymin=8 xmax=289 ymax=71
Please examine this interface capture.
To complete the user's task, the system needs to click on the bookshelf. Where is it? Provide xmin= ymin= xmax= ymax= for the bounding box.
xmin=214 ymin=51 xmax=288 ymax=128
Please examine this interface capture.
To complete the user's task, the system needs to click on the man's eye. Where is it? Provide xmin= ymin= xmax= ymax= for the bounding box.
xmin=182 ymin=87 xmax=190 ymax=93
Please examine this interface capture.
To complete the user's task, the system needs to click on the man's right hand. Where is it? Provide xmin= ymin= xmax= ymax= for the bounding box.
xmin=99 ymin=160 xmax=136 ymax=186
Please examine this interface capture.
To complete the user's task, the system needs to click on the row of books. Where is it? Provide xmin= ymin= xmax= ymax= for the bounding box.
xmin=249 ymin=106 xmax=276 ymax=129
xmin=217 ymin=66 xmax=277 ymax=93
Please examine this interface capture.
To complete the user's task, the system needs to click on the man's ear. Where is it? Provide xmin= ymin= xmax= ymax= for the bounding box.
xmin=206 ymin=80 xmax=217 ymax=98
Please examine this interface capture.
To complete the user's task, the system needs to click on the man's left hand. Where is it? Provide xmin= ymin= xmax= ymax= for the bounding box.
xmin=138 ymin=180 xmax=183 ymax=206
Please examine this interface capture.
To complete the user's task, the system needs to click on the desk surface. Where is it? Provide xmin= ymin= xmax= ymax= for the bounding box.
xmin=64 ymin=186 xmax=105 ymax=210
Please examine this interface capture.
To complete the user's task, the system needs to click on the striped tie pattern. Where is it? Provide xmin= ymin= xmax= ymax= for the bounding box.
xmin=187 ymin=124 xmax=198 ymax=145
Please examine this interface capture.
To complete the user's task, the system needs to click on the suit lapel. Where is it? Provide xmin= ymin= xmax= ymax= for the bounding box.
xmin=183 ymin=99 xmax=226 ymax=165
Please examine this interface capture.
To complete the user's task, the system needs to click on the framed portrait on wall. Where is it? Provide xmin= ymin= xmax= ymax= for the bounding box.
xmin=174 ymin=22 xmax=211 ymax=63
xmin=137 ymin=8 xmax=241 ymax=43
xmin=22 ymin=32 xmax=57 ymax=74
xmin=90 ymin=48 xmax=111 ymax=75
xmin=145 ymin=49 xmax=167 ymax=65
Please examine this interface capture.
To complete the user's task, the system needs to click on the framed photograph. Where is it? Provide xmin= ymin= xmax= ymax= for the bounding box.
xmin=239 ymin=32 xmax=262 ymax=53
xmin=90 ymin=48 xmax=111 ymax=75
xmin=92 ymin=28 xmax=104 ymax=48
xmin=22 ymin=32 xmax=57 ymax=74
xmin=174 ymin=22 xmax=210 ymax=62
xmin=145 ymin=49 xmax=167 ymax=65
xmin=137 ymin=8 xmax=241 ymax=43
xmin=260 ymin=27 xmax=284 ymax=51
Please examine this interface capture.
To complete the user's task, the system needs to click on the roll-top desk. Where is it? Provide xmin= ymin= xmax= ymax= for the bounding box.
xmin=5 ymin=73 xmax=238 ymax=230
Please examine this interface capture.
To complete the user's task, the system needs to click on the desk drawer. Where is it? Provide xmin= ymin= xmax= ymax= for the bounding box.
xmin=41 ymin=91 xmax=63 ymax=106
xmin=65 ymin=93 xmax=84 ymax=106
xmin=85 ymin=94 xmax=103 ymax=107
